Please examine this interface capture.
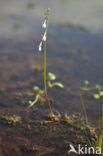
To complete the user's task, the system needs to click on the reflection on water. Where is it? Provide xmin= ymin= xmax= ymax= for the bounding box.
xmin=0 ymin=0 xmax=103 ymax=155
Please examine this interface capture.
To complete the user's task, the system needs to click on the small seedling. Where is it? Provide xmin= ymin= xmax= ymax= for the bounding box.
xmin=80 ymin=81 xmax=103 ymax=150
xmin=28 ymin=72 xmax=63 ymax=108
xmin=93 ymin=84 xmax=103 ymax=99
xmin=84 ymin=80 xmax=89 ymax=86
xmin=80 ymin=80 xmax=90 ymax=91
xmin=47 ymin=72 xmax=64 ymax=89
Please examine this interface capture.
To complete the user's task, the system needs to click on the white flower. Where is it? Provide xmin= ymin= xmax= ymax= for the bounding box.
xmin=38 ymin=10 xmax=48 ymax=52
xmin=42 ymin=19 xmax=47 ymax=28
xmin=42 ymin=31 xmax=46 ymax=41
xmin=38 ymin=41 xmax=42 ymax=52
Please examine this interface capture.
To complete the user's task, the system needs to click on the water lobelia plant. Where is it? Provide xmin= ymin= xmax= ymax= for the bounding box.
xmin=28 ymin=8 xmax=64 ymax=115
xmin=40 ymin=8 xmax=53 ymax=115
xmin=93 ymin=84 xmax=103 ymax=151
xmin=80 ymin=81 xmax=103 ymax=152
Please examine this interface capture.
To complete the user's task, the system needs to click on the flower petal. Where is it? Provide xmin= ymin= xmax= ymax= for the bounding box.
xmin=42 ymin=31 xmax=46 ymax=41
xmin=38 ymin=41 xmax=42 ymax=52
xmin=42 ymin=19 xmax=47 ymax=28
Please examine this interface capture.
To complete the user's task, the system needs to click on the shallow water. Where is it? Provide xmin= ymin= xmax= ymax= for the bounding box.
xmin=0 ymin=0 xmax=103 ymax=155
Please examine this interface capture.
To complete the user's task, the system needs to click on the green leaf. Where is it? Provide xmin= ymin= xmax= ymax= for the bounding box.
xmin=28 ymin=94 xmax=39 ymax=108
xmin=53 ymin=82 xmax=64 ymax=88
xmin=57 ymin=83 xmax=64 ymax=88
xmin=84 ymin=80 xmax=89 ymax=85
xmin=38 ymin=89 xmax=44 ymax=94
xmin=33 ymin=86 xmax=39 ymax=91
xmin=80 ymin=87 xmax=89 ymax=91
xmin=28 ymin=100 xmax=32 ymax=105
xmin=100 ymin=91 xmax=103 ymax=96
xmin=48 ymin=72 xmax=56 ymax=81
xmin=95 ymin=85 xmax=101 ymax=91
xmin=93 ymin=94 xmax=100 ymax=99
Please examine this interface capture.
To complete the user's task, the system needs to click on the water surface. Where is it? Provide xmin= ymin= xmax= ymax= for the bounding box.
xmin=0 ymin=0 xmax=103 ymax=155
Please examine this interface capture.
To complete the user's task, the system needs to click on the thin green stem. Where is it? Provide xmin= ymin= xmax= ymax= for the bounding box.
xmin=43 ymin=9 xmax=53 ymax=114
